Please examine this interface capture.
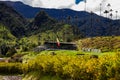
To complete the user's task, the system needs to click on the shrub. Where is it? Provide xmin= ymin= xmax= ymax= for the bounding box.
xmin=0 ymin=63 xmax=22 ymax=75
xmin=1 ymin=53 xmax=120 ymax=80
xmin=22 ymin=53 xmax=120 ymax=80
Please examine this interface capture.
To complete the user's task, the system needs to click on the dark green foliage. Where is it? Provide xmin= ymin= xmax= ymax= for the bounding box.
xmin=26 ymin=11 xmax=56 ymax=35
xmin=0 ymin=24 xmax=16 ymax=56
xmin=6 ymin=47 xmax=17 ymax=57
xmin=16 ymin=37 xmax=37 ymax=52
xmin=0 ymin=2 xmax=27 ymax=37
xmin=37 ymin=24 xmax=82 ymax=44
xmin=0 ymin=43 xmax=16 ymax=56
xmin=34 ymin=11 xmax=55 ymax=26
xmin=0 ymin=43 xmax=9 ymax=55
xmin=25 ymin=11 xmax=83 ymax=43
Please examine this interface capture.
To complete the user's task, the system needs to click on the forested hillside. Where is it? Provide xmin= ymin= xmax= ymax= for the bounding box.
xmin=0 ymin=2 xmax=27 ymax=37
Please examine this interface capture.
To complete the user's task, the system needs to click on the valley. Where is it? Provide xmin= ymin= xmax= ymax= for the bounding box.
xmin=0 ymin=1 xmax=120 ymax=80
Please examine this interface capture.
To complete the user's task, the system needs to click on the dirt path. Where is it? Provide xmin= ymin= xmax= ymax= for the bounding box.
xmin=0 ymin=76 xmax=22 ymax=80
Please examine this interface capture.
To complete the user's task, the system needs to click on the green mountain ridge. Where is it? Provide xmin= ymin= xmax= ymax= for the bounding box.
xmin=0 ymin=2 xmax=82 ymax=46
xmin=0 ymin=2 xmax=27 ymax=37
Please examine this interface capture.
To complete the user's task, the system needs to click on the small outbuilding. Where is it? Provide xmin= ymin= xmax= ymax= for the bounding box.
xmin=34 ymin=42 xmax=77 ymax=52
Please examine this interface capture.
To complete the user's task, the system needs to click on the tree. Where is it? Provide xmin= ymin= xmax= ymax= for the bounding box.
xmin=104 ymin=10 xmax=109 ymax=18
xmin=67 ymin=16 xmax=72 ymax=24
xmin=110 ymin=13 xmax=113 ymax=19
xmin=100 ymin=3 xmax=102 ymax=16
xmin=107 ymin=3 xmax=111 ymax=18
xmin=110 ymin=9 xmax=113 ymax=19
xmin=84 ymin=0 xmax=87 ymax=11
xmin=90 ymin=11 xmax=94 ymax=36
xmin=107 ymin=3 xmax=111 ymax=11
xmin=74 ymin=16 xmax=78 ymax=26
xmin=115 ymin=11 xmax=118 ymax=19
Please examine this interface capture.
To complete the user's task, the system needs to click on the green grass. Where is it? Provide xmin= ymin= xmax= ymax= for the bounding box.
xmin=39 ymin=50 xmax=119 ymax=56
xmin=82 ymin=51 xmax=118 ymax=56
xmin=40 ymin=50 xmax=83 ymax=56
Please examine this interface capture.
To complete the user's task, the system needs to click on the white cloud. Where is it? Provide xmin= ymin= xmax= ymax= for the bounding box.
xmin=1 ymin=0 xmax=120 ymax=19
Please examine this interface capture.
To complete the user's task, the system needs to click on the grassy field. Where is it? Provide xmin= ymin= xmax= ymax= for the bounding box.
xmin=39 ymin=50 xmax=118 ymax=56
xmin=40 ymin=50 xmax=82 ymax=56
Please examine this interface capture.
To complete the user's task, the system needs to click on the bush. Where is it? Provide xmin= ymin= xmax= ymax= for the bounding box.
xmin=22 ymin=53 xmax=120 ymax=80
xmin=6 ymin=47 xmax=17 ymax=57
xmin=1 ymin=53 xmax=120 ymax=80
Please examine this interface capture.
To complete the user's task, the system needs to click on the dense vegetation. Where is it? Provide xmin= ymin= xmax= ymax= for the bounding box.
xmin=0 ymin=24 xmax=17 ymax=56
xmin=26 ymin=11 xmax=82 ymax=42
xmin=0 ymin=53 xmax=120 ymax=80
xmin=0 ymin=2 xmax=27 ymax=37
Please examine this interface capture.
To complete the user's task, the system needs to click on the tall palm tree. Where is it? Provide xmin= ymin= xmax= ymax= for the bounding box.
xmin=61 ymin=10 xmax=65 ymax=23
xmin=110 ymin=9 xmax=113 ymax=12
xmin=67 ymin=16 xmax=72 ymax=24
xmin=90 ymin=11 xmax=93 ymax=36
xmin=115 ymin=11 xmax=118 ymax=19
xmin=74 ymin=16 xmax=78 ymax=26
xmin=107 ymin=3 xmax=111 ymax=11
xmin=104 ymin=10 xmax=109 ymax=18
xmin=100 ymin=3 xmax=102 ymax=16
xmin=84 ymin=0 xmax=87 ymax=11
xmin=110 ymin=13 xmax=113 ymax=19
xmin=109 ymin=9 xmax=113 ymax=19
xmin=107 ymin=3 xmax=111 ymax=18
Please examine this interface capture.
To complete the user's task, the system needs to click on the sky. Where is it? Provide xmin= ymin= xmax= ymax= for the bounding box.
xmin=1 ymin=0 xmax=120 ymax=19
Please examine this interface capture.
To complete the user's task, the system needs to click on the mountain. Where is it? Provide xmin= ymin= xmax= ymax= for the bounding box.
xmin=2 ymin=1 xmax=90 ymax=19
xmin=77 ymin=13 xmax=120 ymax=36
xmin=1 ymin=0 xmax=120 ymax=19
xmin=1 ymin=1 xmax=120 ymax=37
xmin=26 ymin=11 xmax=82 ymax=42
xmin=3 ymin=1 xmax=40 ymax=18
xmin=26 ymin=11 xmax=56 ymax=35
xmin=0 ymin=2 xmax=27 ymax=37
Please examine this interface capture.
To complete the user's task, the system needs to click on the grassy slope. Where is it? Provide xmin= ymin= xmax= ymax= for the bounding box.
xmin=76 ymin=36 xmax=120 ymax=52
xmin=0 ymin=24 xmax=16 ymax=44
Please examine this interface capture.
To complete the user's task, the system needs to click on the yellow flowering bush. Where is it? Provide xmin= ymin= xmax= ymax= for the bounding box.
xmin=1 ymin=53 xmax=120 ymax=80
